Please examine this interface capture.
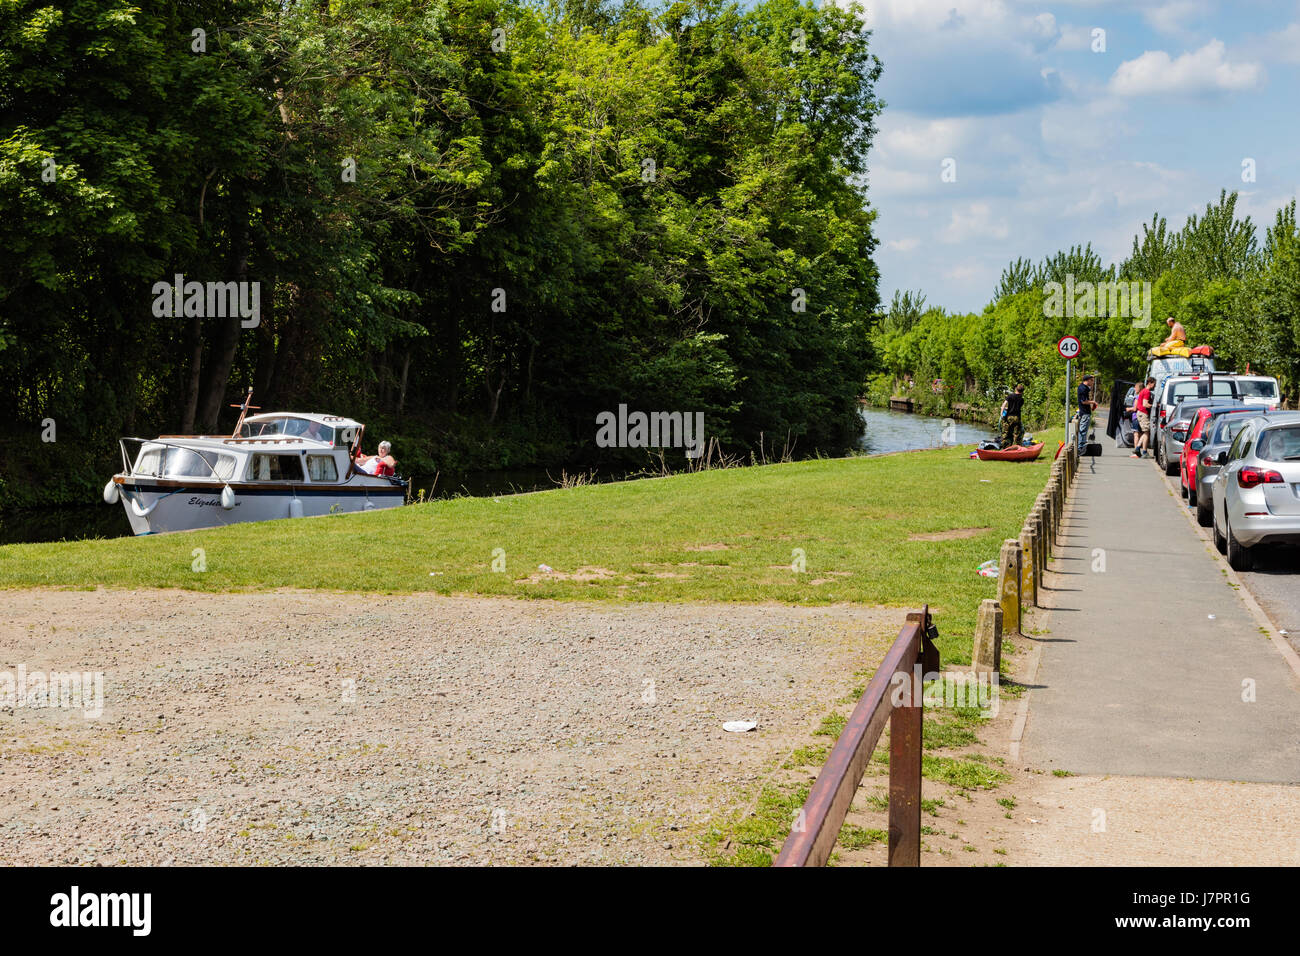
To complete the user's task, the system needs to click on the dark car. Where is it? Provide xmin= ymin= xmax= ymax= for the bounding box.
xmin=1160 ymin=398 xmax=1245 ymax=476
xmin=1192 ymin=409 xmax=1262 ymax=526
xmin=1153 ymin=374 xmax=1241 ymax=474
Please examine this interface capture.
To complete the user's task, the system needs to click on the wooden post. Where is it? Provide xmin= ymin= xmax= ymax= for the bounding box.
xmin=1043 ymin=494 xmax=1055 ymax=551
xmin=997 ymin=539 xmax=1021 ymax=637
xmin=888 ymin=684 xmax=922 ymax=867
xmin=972 ymin=598 xmax=1003 ymax=674
xmin=1020 ymin=526 xmax=1037 ymax=608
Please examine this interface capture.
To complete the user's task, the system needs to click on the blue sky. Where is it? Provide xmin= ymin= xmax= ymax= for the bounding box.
xmin=855 ymin=0 xmax=1300 ymax=312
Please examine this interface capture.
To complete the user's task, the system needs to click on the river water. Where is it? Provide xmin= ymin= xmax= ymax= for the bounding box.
xmin=0 ymin=407 xmax=993 ymax=545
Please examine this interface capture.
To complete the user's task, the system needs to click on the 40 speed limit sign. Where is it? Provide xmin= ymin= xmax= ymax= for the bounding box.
xmin=1057 ymin=335 xmax=1081 ymax=359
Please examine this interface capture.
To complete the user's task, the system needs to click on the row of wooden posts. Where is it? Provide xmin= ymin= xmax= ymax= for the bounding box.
xmin=972 ymin=443 xmax=1079 ymax=672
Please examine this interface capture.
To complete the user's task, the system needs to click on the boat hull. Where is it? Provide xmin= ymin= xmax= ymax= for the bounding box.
xmin=115 ymin=479 xmax=405 ymax=534
xmin=975 ymin=443 xmax=1045 ymax=462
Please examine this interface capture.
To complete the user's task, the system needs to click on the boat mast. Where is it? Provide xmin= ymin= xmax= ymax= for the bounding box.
xmin=229 ymin=388 xmax=261 ymax=438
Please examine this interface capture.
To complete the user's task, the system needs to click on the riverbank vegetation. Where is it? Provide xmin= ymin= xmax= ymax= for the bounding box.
xmin=0 ymin=448 xmax=1049 ymax=663
xmin=1 ymin=0 xmax=883 ymax=508
xmin=870 ymin=191 xmax=1300 ymax=428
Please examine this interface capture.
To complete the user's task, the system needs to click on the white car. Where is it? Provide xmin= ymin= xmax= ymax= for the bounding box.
xmin=1210 ymin=412 xmax=1300 ymax=570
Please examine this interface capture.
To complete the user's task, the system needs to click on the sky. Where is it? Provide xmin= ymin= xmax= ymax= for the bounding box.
xmin=852 ymin=0 xmax=1300 ymax=313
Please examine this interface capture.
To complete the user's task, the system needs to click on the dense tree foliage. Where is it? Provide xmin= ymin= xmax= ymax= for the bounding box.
xmin=0 ymin=0 xmax=882 ymax=505
xmin=870 ymin=191 xmax=1300 ymax=429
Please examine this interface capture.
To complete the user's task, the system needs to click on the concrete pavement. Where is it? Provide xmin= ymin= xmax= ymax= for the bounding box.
xmin=1021 ymin=451 xmax=1300 ymax=783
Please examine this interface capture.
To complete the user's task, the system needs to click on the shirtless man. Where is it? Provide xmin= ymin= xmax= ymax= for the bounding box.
xmin=1160 ymin=316 xmax=1186 ymax=347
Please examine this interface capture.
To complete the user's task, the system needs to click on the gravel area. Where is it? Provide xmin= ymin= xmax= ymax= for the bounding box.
xmin=0 ymin=589 xmax=898 ymax=865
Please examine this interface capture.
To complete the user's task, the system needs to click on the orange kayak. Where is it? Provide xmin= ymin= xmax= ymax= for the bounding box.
xmin=976 ymin=442 xmax=1045 ymax=462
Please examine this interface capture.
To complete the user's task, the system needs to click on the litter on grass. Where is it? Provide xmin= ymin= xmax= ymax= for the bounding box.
xmin=977 ymin=559 xmax=998 ymax=578
xmin=723 ymin=720 xmax=757 ymax=733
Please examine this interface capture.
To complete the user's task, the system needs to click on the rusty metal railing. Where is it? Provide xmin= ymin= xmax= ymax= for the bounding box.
xmin=774 ymin=607 xmax=940 ymax=867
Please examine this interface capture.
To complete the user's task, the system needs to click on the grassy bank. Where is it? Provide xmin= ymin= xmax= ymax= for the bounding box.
xmin=0 ymin=447 xmax=1050 ymax=664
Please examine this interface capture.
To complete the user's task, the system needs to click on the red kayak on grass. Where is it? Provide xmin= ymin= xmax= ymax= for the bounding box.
xmin=976 ymin=442 xmax=1045 ymax=462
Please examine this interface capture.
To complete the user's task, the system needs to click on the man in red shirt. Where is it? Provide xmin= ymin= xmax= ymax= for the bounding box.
xmin=1131 ymin=377 xmax=1155 ymax=459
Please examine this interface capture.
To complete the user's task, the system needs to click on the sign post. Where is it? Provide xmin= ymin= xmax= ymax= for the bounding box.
xmin=1058 ymin=336 xmax=1081 ymax=447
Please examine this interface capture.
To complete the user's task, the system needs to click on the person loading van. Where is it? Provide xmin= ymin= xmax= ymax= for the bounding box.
xmin=1131 ymin=377 xmax=1155 ymax=459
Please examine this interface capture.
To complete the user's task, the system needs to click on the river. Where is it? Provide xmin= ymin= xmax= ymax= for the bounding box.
xmin=0 ymin=407 xmax=994 ymax=545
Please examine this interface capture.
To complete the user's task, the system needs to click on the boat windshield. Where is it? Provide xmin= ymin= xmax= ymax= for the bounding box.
xmin=240 ymin=417 xmax=335 ymax=444
xmin=164 ymin=448 xmax=237 ymax=480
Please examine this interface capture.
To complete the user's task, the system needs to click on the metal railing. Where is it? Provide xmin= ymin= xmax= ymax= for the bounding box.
xmin=775 ymin=607 xmax=940 ymax=867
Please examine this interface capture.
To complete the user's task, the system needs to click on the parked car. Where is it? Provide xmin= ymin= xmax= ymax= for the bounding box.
xmin=1153 ymin=374 xmax=1241 ymax=474
xmin=1191 ymin=410 xmax=1261 ymax=526
xmin=1179 ymin=404 xmax=1254 ymax=501
xmin=1164 ymin=399 xmax=1245 ymax=483
xmin=1190 ymin=411 xmax=1258 ymax=528
xmin=1210 ymin=411 xmax=1300 ymax=570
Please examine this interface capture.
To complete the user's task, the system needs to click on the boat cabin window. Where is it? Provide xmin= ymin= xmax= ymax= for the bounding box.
xmin=306 ymin=454 xmax=338 ymax=482
xmin=133 ymin=448 xmax=162 ymax=476
xmin=240 ymin=417 xmax=335 ymax=444
xmin=164 ymin=448 xmax=236 ymax=480
xmin=248 ymin=453 xmax=305 ymax=482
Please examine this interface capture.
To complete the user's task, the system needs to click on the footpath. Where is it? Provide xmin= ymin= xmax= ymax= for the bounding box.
xmin=1015 ymin=451 xmax=1300 ymax=865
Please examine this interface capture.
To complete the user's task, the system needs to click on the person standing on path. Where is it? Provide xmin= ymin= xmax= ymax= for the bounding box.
xmin=1131 ymin=376 xmax=1155 ymax=458
xmin=1076 ymin=374 xmax=1098 ymax=453
xmin=1001 ymin=383 xmax=1026 ymax=448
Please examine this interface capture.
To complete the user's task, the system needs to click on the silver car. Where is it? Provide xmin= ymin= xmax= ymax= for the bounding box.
xmin=1210 ymin=412 xmax=1300 ymax=570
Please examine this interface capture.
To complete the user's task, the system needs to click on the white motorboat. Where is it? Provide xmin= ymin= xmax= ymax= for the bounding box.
xmin=103 ymin=393 xmax=406 ymax=535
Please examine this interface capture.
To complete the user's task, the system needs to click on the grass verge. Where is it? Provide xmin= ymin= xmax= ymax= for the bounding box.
xmin=0 ymin=447 xmax=1049 ymax=666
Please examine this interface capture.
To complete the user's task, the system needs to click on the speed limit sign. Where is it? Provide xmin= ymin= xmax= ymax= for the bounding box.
xmin=1058 ymin=335 xmax=1081 ymax=359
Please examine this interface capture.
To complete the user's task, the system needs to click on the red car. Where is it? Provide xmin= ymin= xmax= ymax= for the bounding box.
xmin=1179 ymin=406 xmax=1257 ymax=504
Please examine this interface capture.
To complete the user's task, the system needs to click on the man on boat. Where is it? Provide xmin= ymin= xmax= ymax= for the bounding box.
xmin=1000 ymin=384 xmax=1026 ymax=449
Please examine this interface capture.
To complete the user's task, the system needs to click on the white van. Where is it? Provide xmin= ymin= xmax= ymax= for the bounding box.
xmin=1146 ymin=354 xmax=1216 ymax=384
xmin=1227 ymin=375 xmax=1281 ymax=410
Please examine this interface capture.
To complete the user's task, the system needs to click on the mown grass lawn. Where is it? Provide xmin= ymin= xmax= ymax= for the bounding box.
xmin=0 ymin=446 xmax=1049 ymax=663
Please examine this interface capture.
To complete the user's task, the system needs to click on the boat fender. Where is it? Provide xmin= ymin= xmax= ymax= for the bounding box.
xmin=220 ymin=485 xmax=237 ymax=510
xmin=103 ymin=480 xmax=120 ymax=504
xmin=289 ymin=497 xmax=303 ymax=519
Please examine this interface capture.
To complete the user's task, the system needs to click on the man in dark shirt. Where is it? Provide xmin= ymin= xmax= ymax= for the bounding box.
xmin=1077 ymin=375 xmax=1098 ymax=453
xmin=1000 ymin=384 xmax=1026 ymax=448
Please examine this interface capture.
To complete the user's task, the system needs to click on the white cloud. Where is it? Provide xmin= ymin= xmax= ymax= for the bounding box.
xmin=1109 ymin=40 xmax=1264 ymax=96
xmin=868 ymin=164 xmax=940 ymax=197
xmin=845 ymin=0 xmax=1067 ymax=115
xmin=943 ymin=262 xmax=983 ymax=281
xmin=941 ymin=203 xmax=1010 ymax=243
xmin=1143 ymin=0 xmax=1210 ymax=36
xmin=876 ymin=117 xmax=977 ymax=161
xmin=885 ymin=238 xmax=922 ymax=252
xmin=1250 ymin=23 xmax=1300 ymax=64
xmin=1055 ymin=24 xmax=1096 ymax=52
